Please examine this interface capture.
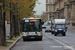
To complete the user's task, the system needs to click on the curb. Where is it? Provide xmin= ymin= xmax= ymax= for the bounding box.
xmin=6 ymin=36 xmax=22 ymax=50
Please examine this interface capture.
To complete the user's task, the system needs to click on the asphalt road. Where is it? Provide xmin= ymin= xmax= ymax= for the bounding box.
xmin=11 ymin=29 xmax=75 ymax=50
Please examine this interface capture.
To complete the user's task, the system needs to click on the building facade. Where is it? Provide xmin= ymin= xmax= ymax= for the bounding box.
xmin=46 ymin=0 xmax=75 ymax=26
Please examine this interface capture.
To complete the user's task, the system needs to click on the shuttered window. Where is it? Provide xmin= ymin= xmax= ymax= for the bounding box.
xmin=49 ymin=6 xmax=52 ymax=11
xmin=49 ymin=0 xmax=51 ymax=3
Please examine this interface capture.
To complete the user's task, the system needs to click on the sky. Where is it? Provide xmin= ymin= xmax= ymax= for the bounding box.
xmin=34 ymin=0 xmax=46 ymax=16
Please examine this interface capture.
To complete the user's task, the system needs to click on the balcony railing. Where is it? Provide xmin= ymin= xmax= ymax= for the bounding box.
xmin=46 ymin=3 xmax=54 ymax=5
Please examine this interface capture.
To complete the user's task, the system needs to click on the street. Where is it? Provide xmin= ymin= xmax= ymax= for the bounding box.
xmin=11 ymin=29 xmax=75 ymax=50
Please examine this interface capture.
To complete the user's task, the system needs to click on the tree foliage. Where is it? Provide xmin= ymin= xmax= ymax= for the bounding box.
xmin=5 ymin=0 xmax=36 ymax=20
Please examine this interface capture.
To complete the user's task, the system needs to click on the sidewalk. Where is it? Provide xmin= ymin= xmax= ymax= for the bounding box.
xmin=0 ymin=36 xmax=22 ymax=50
xmin=67 ymin=25 xmax=75 ymax=32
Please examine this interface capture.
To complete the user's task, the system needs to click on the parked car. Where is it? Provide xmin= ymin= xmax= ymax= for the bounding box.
xmin=45 ymin=26 xmax=51 ymax=32
xmin=42 ymin=21 xmax=52 ymax=29
xmin=42 ymin=23 xmax=47 ymax=28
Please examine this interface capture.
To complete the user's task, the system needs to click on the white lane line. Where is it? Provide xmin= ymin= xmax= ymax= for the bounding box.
xmin=44 ymin=33 xmax=75 ymax=50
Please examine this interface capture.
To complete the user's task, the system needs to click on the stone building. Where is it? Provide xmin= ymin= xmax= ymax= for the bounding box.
xmin=46 ymin=0 xmax=75 ymax=26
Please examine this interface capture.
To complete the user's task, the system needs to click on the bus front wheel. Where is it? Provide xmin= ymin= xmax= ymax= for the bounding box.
xmin=23 ymin=39 xmax=27 ymax=41
xmin=39 ymin=38 xmax=42 ymax=41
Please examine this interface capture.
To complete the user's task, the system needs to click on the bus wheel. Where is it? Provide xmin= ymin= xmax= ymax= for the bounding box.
xmin=23 ymin=39 xmax=26 ymax=41
xmin=39 ymin=38 xmax=42 ymax=41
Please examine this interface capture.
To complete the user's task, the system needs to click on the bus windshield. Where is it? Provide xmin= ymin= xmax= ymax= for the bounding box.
xmin=24 ymin=22 xmax=42 ymax=32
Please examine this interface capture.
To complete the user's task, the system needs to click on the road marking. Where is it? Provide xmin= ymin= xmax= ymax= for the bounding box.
xmin=44 ymin=33 xmax=75 ymax=50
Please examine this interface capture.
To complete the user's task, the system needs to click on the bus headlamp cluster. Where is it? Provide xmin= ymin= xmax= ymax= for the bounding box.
xmin=38 ymin=33 xmax=42 ymax=36
xmin=38 ymin=34 xmax=41 ymax=36
xmin=22 ymin=32 xmax=27 ymax=36
xmin=23 ymin=34 xmax=27 ymax=36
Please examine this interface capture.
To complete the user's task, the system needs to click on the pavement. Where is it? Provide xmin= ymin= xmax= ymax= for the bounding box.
xmin=0 ymin=24 xmax=22 ymax=50
xmin=67 ymin=25 xmax=75 ymax=32
xmin=0 ymin=36 xmax=22 ymax=50
xmin=6 ymin=36 xmax=22 ymax=50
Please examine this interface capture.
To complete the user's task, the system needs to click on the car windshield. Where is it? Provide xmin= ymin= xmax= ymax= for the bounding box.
xmin=46 ymin=27 xmax=51 ymax=30
xmin=55 ymin=24 xmax=65 ymax=29
xmin=43 ymin=23 xmax=47 ymax=26
xmin=24 ymin=22 xmax=41 ymax=32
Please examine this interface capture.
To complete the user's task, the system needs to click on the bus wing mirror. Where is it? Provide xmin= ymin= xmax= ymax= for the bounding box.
xmin=41 ymin=22 xmax=44 ymax=25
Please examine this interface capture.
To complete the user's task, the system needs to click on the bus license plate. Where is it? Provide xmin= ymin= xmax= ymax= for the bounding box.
xmin=31 ymin=37 xmax=35 ymax=39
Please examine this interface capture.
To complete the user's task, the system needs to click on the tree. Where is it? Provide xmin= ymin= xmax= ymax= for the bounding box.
xmin=5 ymin=0 xmax=37 ymax=38
xmin=0 ymin=0 xmax=37 ymax=45
xmin=0 ymin=0 xmax=6 ymax=46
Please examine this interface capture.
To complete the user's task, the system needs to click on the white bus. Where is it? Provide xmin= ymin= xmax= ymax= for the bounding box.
xmin=20 ymin=18 xmax=43 ymax=41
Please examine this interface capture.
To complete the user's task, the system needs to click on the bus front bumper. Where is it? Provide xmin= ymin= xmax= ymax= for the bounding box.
xmin=22 ymin=35 xmax=42 ymax=39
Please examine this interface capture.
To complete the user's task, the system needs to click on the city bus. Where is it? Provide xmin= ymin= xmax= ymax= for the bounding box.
xmin=20 ymin=18 xmax=43 ymax=41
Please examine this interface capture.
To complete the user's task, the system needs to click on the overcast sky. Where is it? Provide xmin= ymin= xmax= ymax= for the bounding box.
xmin=34 ymin=0 xmax=46 ymax=16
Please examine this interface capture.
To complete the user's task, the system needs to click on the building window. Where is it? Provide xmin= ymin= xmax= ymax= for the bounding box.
xmin=49 ymin=14 xmax=52 ymax=21
xmin=49 ymin=6 xmax=52 ymax=11
xmin=49 ymin=0 xmax=51 ymax=3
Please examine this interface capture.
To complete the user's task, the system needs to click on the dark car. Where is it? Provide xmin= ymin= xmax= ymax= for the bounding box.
xmin=45 ymin=26 xmax=51 ymax=32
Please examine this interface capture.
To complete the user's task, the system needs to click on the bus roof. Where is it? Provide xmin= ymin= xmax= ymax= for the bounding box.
xmin=22 ymin=17 xmax=41 ymax=20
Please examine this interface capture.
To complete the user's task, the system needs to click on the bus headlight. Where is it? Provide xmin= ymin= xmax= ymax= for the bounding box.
xmin=22 ymin=32 xmax=27 ymax=36
xmin=55 ymin=30 xmax=57 ymax=32
xmin=38 ymin=34 xmax=41 ymax=36
xmin=23 ymin=34 xmax=27 ymax=36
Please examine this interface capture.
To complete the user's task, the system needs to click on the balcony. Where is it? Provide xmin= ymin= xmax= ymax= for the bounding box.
xmin=69 ymin=0 xmax=75 ymax=3
xmin=46 ymin=11 xmax=54 ymax=14
xmin=46 ymin=3 xmax=54 ymax=5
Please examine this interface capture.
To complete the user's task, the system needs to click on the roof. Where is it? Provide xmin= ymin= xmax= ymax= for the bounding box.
xmin=22 ymin=17 xmax=41 ymax=20
xmin=55 ymin=19 xmax=66 ymax=24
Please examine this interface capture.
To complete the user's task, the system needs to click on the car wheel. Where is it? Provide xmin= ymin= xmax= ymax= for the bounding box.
xmin=51 ymin=32 xmax=54 ymax=34
xmin=39 ymin=38 xmax=42 ymax=41
xmin=45 ymin=31 xmax=47 ymax=32
xmin=23 ymin=39 xmax=27 ymax=41
xmin=54 ymin=33 xmax=57 ymax=36
xmin=62 ymin=33 xmax=66 ymax=36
